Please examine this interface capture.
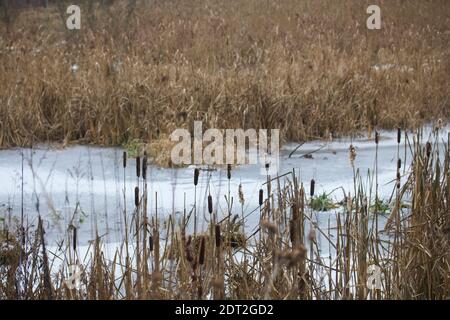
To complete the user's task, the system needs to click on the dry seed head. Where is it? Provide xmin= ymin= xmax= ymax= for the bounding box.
xmin=259 ymin=189 xmax=264 ymax=206
xmin=227 ymin=164 xmax=231 ymax=180
xmin=238 ymin=184 xmax=245 ymax=205
xmin=208 ymin=194 xmax=213 ymax=214
xmin=142 ymin=153 xmax=148 ymax=180
xmin=198 ymin=236 xmax=206 ymax=265
xmin=426 ymin=142 xmax=432 ymax=158
xmin=123 ymin=151 xmax=127 ymax=168
xmin=289 ymin=219 xmax=296 ymax=244
xmin=73 ymin=227 xmax=77 ymax=251
xmin=215 ymin=224 xmax=221 ymax=247
xmin=194 ymin=168 xmax=200 ymax=186
xmin=349 ymin=144 xmax=357 ymax=165
xmin=149 ymin=235 xmax=153 ymax=252
xmin=134 ymin=186 xmax=139 ymax=207
xmin=397 ymin=128 xmax=401 ymax=144
xmin=310 ymin=179 xmax=315 ymax=197
xmin=375 ymin=131 xmax=380 ymax=144
xmin=136 ymin=156 xmax=141 ymax=178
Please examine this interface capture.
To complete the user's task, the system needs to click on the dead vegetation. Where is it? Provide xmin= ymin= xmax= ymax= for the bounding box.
xmin=0 ymin=0 xmax=449 ymax=149
xmin=0 ymin=129 xmax=448 ymax=299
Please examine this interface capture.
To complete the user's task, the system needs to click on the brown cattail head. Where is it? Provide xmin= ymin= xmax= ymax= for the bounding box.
xmin=265 ymin=162 xmax=270 ymax=170
xmin=136 ymin=156 xmax=141 ymax=178
xmin=208 ymin=194 xmax=213 ymax=214
xmin=135 ymin=186 xmax=139 ymax=207
xmin=149 ymin=235 xmax=153 ymax=251
xmin=227 ymin=164 xmax=231 ymax=180
xmin=194 ymin=168 xmax=199 ymax=186
xmin=375 ymin=131 xmax=380 ymax=144
xmin=198 ymin=236 xmax=206 ymax=265
xmin=123 ymin=151 xmax=127 ymax=168
xmin=289 ymin=220 xmax=296 ymax=244
xmin=349 ymin=144 xmax=357 ymax=165
xmin=426 ymin=142 xmax=432 ymax=158
xmin=238 ymin=184 xmax=244 ymax=205
xmin=73 ymin=227 xmax=77 ymax=251
xmin=142 ymin=152 xmax=148 ymax=180
xmin=259 ymin=189 xmax=264 ymax=206
xmin=397 ymin=128 xmax=401 ymax=144
xmin=397 ymin=159 xmax=402 ymax=169
xmin=186 ymin=236 xmax=194 ymax=263
xmin=215 ymin=224 xmax=221 ymax=247
xmin=310 ymin=179 xmax=315 ymax=197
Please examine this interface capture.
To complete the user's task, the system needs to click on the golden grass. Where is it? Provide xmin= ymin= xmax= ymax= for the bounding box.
xmin=0 ymin=0 xmax=448 ymax=148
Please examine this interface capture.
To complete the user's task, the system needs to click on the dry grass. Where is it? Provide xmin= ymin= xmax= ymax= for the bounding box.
xmin=0 ymin=129 xmax=448 ymax=300
xmin=0 ymin=0 xmax=449 ymax=148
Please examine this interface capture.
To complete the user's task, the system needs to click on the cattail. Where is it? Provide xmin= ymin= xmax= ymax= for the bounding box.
xmin=135 ymin=186 xmax=139 ymax=207
xmin=310 ymin=179 xmax=315 ymax=197
xmin=227 ymin=164 xmax=231 ymax=180
xmin=397 ymin=128 xmax=401 ymax=144
xmin=149 ymin=235 xmax=153 ymax=252
xmin=136 ymin=156 xmax=141 ymax=178
xmin=397 ymin=159 xmax=402 ymax=169
xmin=208 ymin=194 xmax=213 ymax=214
xmin=375 ymin=131 xmax=380 ymax=144
xmin=289 ymin=220 xmax=296 ymax=244
xmin=123 ymin=151 xmax=127 ymax=168
xmin=73 ymin=227 xmax=77 ymax=251
xmin=349 ymin=144 xmax=357 ymax=165
xmin=194 ymin=168 xmax=199 ymax=186
xmin=142 ymin=152 xmax=148 ymax=180
xmin=259 ymin=189 xmax=264 ymax=206
xmin=215 ymin=224 xmax=221 ymax=247
xmin=238 ymin=184 xmax=244 ymax=205
xmin=426 ymin=142 xmax=432 ymax=158
xmin=199 ymin=236 xmax=206 ymax=265
xmin=265 ymin=162 xmax=270 ymax=170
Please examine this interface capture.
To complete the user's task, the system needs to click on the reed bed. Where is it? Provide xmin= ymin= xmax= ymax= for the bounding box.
xmin=0 ymin=128 xmax=448 ymax=300
xmin=0 ymin=0 xmax=449 ymax=149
